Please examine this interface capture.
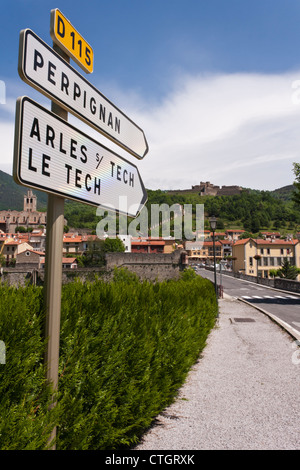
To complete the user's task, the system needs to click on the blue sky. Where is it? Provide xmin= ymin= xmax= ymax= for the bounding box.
xmin=2 ymin=0 xmax=300 ymax=191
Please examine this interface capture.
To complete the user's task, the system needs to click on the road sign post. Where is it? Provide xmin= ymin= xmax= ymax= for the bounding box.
xmin=44 ymin=44 xmax=69 ymax=450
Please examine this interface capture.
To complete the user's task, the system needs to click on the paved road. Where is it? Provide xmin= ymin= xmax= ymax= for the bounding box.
xmin=197 ymin=268 xmax=300 ymax=339
xmin=136 ymin=298 xmax=300 ymax=450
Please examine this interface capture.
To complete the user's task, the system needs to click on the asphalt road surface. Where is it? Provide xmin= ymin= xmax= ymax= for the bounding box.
xmin=197 ymin=268 xmax=300 ymax=338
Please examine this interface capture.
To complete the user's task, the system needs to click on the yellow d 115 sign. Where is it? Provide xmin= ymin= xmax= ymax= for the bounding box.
xmin=50 ymin=9 xmax=93 ymax=74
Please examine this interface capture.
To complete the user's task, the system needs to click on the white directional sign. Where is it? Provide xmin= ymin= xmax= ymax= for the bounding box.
xmin=18 ymin=29 xmax=148 ymax=160
xmin=13 ymin=97 xmax=147 ymax=217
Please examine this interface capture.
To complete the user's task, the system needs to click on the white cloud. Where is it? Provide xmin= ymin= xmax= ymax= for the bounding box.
xmin=1 ymin=71 xmax=300 ymax=192
xmin=0 ymin=121 xmax=14 ymax=174
xmin=121 ymin=71 xmax=300 ymax=191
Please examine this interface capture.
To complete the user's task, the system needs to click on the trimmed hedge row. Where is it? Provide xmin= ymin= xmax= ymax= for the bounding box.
xmin=0 ymin=269 xmax=217 ymax=449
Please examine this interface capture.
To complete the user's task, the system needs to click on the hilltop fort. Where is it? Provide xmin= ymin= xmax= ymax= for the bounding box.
xmin=168 ymin=181 xmax=242 ymax=196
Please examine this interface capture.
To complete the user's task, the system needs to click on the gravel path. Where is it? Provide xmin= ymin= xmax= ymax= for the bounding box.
xmin=135 ymin=297 xmax=300 ymax=450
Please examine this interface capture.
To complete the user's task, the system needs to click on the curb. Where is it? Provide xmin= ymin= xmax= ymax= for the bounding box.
xmin=237 ymin=297 xmax=300 ymax=342
xmin=204 ymin=269 xmax=300 ymax=342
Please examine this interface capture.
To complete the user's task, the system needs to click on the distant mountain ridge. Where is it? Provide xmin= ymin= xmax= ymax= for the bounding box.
xmin=271 ymin=184 xmax=294 ymax=201
xmin=0 ymin=170 xmax=48 ymax=211
xmin=0 ymin=169 xmax=295 ymax=211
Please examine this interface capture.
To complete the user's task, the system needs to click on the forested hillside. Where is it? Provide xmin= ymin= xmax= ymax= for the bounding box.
xmin=0 ymin=170 xmax=47 ymax=211
xmin=63 ymin=187 xmax=300 ymax=235
xmin=147 ymin=188 xmax=300 ymax=234
xmin=0 ymin=170 xmax=299 ymax=235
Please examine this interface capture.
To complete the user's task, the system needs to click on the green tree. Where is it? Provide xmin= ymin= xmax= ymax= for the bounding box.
xmin=239 ymin=231 xmax=253 ymax=239
xmin=251 ymin=216 xmax=260 ymax=233
xmin=103 ymin=237 xmax=125 ymax=253
xmin=78 ymin=238 xmax=105 ymax=266
xmin=292 ymin=162 xmax=300 ymax=205
xmin=82 ymin=237 xmax=125 ymax=267
xmin=15 ymin=226 xmax=27 ymax=233
xmin=277 ymin=260 xmax=300 ymax=280
xmin=0 ymin=254 xmax=5 ymax=267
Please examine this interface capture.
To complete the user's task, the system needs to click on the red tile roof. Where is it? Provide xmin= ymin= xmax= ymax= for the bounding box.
xmin=226 ymin=229 xmax=245 ymax=233
xmin=203 ymin=241 xmax=222 ymax=246
xmin=233 ymin=238 xmax=298 ymax=246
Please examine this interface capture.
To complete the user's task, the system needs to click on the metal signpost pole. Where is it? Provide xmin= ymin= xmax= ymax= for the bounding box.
xmin=44 ymin=43 xmax=69 ymax=450
xmin=212 ymin=230 xmax=217 ymax=296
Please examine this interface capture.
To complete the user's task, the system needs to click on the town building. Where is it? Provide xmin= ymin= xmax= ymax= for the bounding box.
xmin=0 ymin=190 xmax=47 ymax=233
xmin=62 ymin=233 xmax=98 ymax=255
xmin=117 ymin=235 xmax=132 ymax=252
xmin=0 ymin=190 xmax=67 ymax=233
xmin=15 ymin=249 xmax=77 ymax=270
xmin=40 ymin=257 xmax=78 ymax=269
xmin=219 ymin=239 xmax=233 ymax=258
xmin=16 ymin=249 xmax=45 ymax=268
xmin=225 ymin=229 xmax=245 ymax=241
xmin=232 ymin=238 xmax=300 ymax=278
xmin=185 ymin=240 xmax=222 ymax=264
xmin=131 ymin=237 xmax=165 ymax=254
xmin=261 ymin=231 xmax=281 ymax=240
xmin=130 ymin=237 xmax=176 ymax=254
xmin=1 ymin=239 xmax=34 ymax=264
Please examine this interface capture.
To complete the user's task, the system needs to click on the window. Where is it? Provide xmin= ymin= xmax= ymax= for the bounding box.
xmin=267 ymin=248 xmax=270 ymax=255
xmin=249 ymin=257 xmax=253 ymax=267
xmin=260 ymin=248 xmax=264 ymax=254
xmin=263 ymin=257 xmax=268 ymax=266
xmin=280 ymin=249 xmax=284 ymax=255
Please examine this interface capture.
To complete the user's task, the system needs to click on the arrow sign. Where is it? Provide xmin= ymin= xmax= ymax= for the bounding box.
xmin=18 ymin=29 xmax=148 ymax=160
xmin=13 ymin=96 xmax=147 ymax=217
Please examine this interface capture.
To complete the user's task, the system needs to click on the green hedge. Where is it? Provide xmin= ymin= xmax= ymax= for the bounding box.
xmin=0 ymin=270 xmax=217 ymax=449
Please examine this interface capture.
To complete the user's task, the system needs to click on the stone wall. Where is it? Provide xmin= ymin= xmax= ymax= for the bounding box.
xmin=273 ymin=278 xmax=300 ymax=293
xmin=105 ymin=249 xmax=187 ymax=282
xmin=0 ymin=250 xmax=188 ymax=286
xmin=0 ymin=267 xmax=110 ymax=287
